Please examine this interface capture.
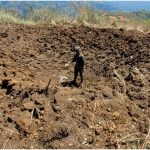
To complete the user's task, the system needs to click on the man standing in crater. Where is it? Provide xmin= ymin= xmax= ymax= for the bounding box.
xmin=65 ymin=46 xmax=85 ymax=85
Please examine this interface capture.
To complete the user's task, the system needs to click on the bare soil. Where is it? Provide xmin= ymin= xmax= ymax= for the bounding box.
xmin=0 ymin=24 xmax=150 ymax=149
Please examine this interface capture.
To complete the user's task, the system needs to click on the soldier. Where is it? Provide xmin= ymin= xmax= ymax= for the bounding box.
xmin=65 ymin=46 xmax=85 ymax=84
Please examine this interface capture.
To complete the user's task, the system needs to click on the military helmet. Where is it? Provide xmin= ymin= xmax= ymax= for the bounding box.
xmin=74 ymin=46 xmax=81 ymax=53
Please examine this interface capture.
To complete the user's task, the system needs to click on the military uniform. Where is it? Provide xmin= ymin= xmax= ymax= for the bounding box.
xmin=72 ymin=47 xmax=85 ymax=83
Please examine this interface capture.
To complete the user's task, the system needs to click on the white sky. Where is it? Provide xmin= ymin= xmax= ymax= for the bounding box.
xmin=0 ymin=0 xmax=150 ymax=1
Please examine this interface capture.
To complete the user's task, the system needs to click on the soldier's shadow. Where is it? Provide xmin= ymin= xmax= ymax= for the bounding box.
xmin=61 ymin=80 xmax=79 ymax=88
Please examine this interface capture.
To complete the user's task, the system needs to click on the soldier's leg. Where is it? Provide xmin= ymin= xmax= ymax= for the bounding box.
xmin=79 ymin=68 xmax=83 ymax=83
xmin=74 ymin=67 xmax=78 ymax=83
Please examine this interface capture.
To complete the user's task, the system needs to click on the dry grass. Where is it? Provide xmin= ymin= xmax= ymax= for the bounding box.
xmin=0 ymin=5 xmax=150 ymax=32
xmin=0 ymin=10 xmax=35 ymax=25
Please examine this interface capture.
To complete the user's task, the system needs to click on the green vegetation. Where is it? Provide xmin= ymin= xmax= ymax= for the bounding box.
xmin=0 ymin=5 xmax=150 ymax=32
xmin=0 ymin=9 xmax=35 ymax=25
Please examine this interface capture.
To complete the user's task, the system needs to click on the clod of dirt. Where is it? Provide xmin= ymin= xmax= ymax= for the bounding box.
xmin=125 ymin=72 xmax=133 ymax=81
xmin=101 ymin=86 xmax=113 ymax=99
xmin=39 ymin=124 xmax=69 ymax=149
xmin=15 ymin=111 xmax=32 ymax=134
xmin=1 ymin=79 xmax=14 ymax=95
xmin=22 ymin=101 xmax=35 ymax=111
xmin=7 ymin=116 xmax=13 ymax=123
xmin=31 ymin=93 xmax=45 ymax=105
xmin=0 ymin=32 xmax=8 ymax=38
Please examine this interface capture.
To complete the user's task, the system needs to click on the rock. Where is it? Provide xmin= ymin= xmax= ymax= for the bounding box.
xmin=107 ymin=108 xmax=111 ymax=112
xmin=51 ymin=20 xmax=57 ymax=26
xmin=31 ymin=93 xmax=45 ymax=105
xmin=10 ymin=79 xmax=18 ymax=86
xmin=94 ymin=128 xmax=101 ymax=135
xmin=112 ymin=112 xmax=120 ymax=118
xmin=102 ymin=86 xmax=113 ymax=99
xmin=22 ymin=101 xmax=35 ymax=111
xmin=107 ymin=121 xmax=116 ymax=131
xmin=39 ymin=127 xmax=44 ymax=131
xmin=15 ymin=111 xmax=31 ymax=133
xmin=140 ymin=68 xmax=148 ymax=74
xmin=39 ymin=124 xmax=69 ymax=148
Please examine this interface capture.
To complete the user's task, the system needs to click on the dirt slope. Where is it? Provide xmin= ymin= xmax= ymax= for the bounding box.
xmin=0 ymin=24 xmax=150 ymax=149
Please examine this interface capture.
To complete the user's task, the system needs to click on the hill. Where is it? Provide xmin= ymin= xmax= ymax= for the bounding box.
xmin=0 ymin=1 xmax=150 ymax=16
xmin=94 ymin=1 xmax=150 ymax=12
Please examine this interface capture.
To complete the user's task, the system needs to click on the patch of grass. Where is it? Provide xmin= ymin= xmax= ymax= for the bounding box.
xmin=0 ymin=5 xmax=150 ymax=32
xmin=0 ymin=9 xmax=35 ymax=25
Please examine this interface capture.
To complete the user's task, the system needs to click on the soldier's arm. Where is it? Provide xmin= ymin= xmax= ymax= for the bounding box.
xmin=81 ymin=54 xmax=85 ymax=65
xmin=64 ymin=54 xmax=78 ymax=67
xmin=65 ymin=54 xmax=76 ymax=67
xmin=72 ymin=54 xmax=77 ymax=63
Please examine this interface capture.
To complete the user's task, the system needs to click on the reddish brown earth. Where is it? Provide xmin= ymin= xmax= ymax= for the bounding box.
xmin=0 ymin=24 xmax=150 ymax=149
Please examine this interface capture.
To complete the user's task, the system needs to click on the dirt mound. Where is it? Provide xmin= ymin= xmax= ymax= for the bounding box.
xmin=0 ymin=24 xmax=149 ymax=149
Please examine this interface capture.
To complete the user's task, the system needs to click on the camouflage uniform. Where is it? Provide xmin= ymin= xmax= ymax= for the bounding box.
xmin=72 ymin=47 xmax=85 ymax=83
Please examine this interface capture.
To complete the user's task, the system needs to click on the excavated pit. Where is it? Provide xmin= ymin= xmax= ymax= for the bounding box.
xmin=0 ymin=24 xmax=149 ymax=149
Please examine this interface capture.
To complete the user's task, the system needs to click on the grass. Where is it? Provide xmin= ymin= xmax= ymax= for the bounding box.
xmin=0 ymin=10 xmax=35 ymax=25
xmin=0 ymin=6 xmax=150 ymax=32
